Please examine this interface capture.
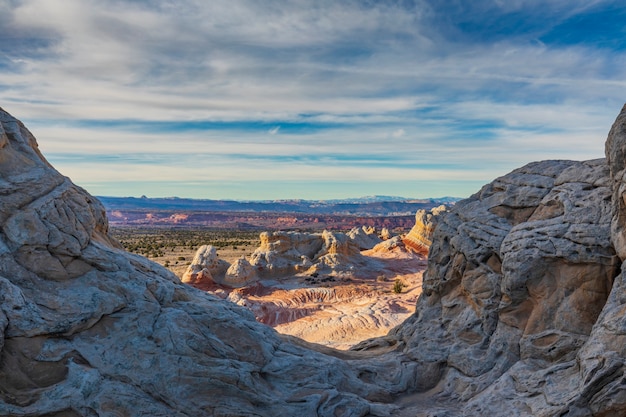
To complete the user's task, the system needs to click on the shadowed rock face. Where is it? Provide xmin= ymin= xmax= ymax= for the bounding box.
xmin=3 ymin=104 xmax=626 ymax=416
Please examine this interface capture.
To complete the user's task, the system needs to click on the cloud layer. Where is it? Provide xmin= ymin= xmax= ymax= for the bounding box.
xmin=1 ymin=0 xmax=624 ymax=199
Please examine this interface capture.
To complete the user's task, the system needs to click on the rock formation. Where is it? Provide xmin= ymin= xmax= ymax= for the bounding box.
xmin=249 ymin=231 xmax=320 ymax=277
xmin=379 ymin=227 xmax=393 ymax=240
xmin=402 ymin=204 xmax=447 ymax=254
xmin=224 ymin=256 xmax=257 ymax=287
xmin=222 ymin=238 xmax=426 ymax=350
xmin=180 ymin=244 xmax=230 ymax=289
xmin=249 ymin=229 xmax=367 ymax=278
xmin=5 ymin=104 xmax=626 ymax=416
xmin=347 ymin=226 xmax=382 ymax=250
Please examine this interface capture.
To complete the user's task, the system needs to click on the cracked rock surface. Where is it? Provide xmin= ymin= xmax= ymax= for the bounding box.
xmin=3 ymin=105 xmax=626 ymax=416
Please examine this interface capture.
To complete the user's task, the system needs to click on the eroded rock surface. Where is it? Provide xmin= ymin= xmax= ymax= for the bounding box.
xmin=355 ymin=155 xmax=624 ymax=415
xmin=5 ymin=104 xmax=626 ymax=417
xmin=0 ymin=108 xmax=408 ymax=417
xmin=180 ymin=244 xmax=230 ymax=289
xmin=249 ymin=229 xmax=368 ymax=278
xmin=347 ymin=226 xmax=383 ymax=250
xmin=402 ymin=204 xmax=447 ymax=255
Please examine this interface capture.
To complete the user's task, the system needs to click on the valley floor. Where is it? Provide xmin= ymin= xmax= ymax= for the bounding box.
xmin=112 ymin=226 xmax=425 ymax=349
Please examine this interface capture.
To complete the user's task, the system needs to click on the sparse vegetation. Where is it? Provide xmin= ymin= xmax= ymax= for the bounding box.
xmin=110 ymin=227 xmax=260 ymax=275
xmin=111 ymin=227 xmax=259 ymax=256
xmin=393 ymin=279 xmax=405 ymax=294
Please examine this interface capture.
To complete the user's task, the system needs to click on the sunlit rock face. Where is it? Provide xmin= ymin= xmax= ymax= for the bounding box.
xmin=347 ymin=226 xmax=382 ymax=250
xmin=181 ymin=244 xmax=231 ymax=289
xmin=402 ymin=204 xmax=447 ymax=255
xmin=249 ymin=230 xmax=367 ymax=278
xmin=4 ymin=103 xmax=626 ymax=417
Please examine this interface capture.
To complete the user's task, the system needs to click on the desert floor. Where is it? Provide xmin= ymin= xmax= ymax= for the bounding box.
xmin=111 ymin=227 xmax=425 ymax=349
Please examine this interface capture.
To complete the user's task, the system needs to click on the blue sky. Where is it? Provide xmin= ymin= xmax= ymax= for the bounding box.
xmin=1 ymin=0 xmax=625 ymax=200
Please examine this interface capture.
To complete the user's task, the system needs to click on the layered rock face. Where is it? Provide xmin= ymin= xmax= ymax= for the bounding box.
xmin=401 ymin=204 xmax=447 ymax=254
xmin=5 ymin=104 xmax=626 ymax=416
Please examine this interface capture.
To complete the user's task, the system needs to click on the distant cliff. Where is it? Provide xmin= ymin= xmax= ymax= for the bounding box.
xmin=99 ymin=195 xmax=456 ymax=216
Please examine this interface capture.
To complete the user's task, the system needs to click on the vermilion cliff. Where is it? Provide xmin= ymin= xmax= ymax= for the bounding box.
xmin=2 ymin=105 xmax=626 ymax=416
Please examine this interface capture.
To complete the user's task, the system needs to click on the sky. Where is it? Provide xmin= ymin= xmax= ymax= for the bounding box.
xmin=1 ymin=0 xmax=626 ymax=200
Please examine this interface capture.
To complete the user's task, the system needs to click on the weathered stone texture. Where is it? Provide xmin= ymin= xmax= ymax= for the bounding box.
xmin=402 ymin=204 xmax=447 ymax=255
xmin=4 ymin=104 xmax=626 ymax=416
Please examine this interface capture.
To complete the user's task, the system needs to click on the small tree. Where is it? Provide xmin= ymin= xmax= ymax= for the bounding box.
xmin=393 ymin=279 xmax=404 ymax=294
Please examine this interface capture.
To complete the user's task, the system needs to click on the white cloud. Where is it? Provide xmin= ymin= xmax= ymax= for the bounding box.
xmin=392 ymin=129 xmax=406 ymax=138
xmin=2 ymin=0 xmax=625 ymax=199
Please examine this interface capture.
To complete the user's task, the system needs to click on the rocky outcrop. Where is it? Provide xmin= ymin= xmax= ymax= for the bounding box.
xmin=249 ymin=231 xmax=321 ymax=277
xmin=347 ymin=226 xmax=382 ymax=250
xmin=181 ymin=244 xmax=230 ymax=289
xmin=6 ymin=104 xmax=626 ymax=416
xmin=355 ymin=155 xmax=623 ymax=415
xmin=224 ymin=256 xmax=257 ymax=287
xmin=402 ymin=204 xmax=447 ymax=254
xmin=249 ymin=229 xmax=367 ymax=278
xmin=0 ymin=107 xmax=409 ymax=417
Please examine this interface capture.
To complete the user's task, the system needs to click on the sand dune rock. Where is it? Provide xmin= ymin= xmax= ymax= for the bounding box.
xmin=224 ymin=256 xmax=257 ymax=287
xmin=401 ymin=204 xmax=447 ymax=255
xmin=181 ymin=244 xmax=230 ymax=289
xmin=347 ymin=226 xmax=383 ymax=250
xmin=6 ymin=104 xmax=626 ymax=416
xmin=250 ymin=229 xmax=367 ymax=278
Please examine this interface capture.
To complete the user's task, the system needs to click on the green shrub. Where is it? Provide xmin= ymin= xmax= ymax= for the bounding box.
xmin=393 ymin=279 xmax=404 ymax=294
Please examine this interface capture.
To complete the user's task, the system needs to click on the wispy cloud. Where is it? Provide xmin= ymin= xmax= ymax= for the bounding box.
xmin=1 ymin=0 xmax=624 ymax=199
xmin=268 ymin=126 xmax=280 ymax=135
